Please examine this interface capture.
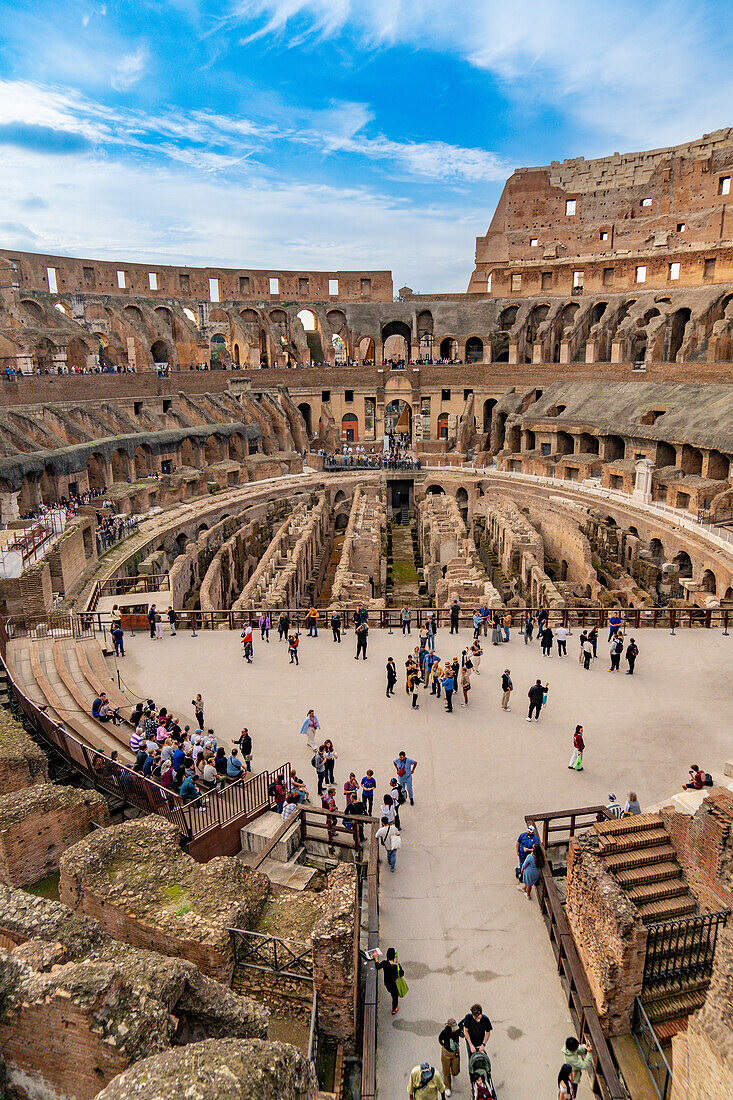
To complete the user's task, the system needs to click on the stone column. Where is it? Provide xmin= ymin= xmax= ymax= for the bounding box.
xmin=585 ymin=340 xmax=597 ymax=363
xmin=633 ymin=458 xmax=654 ymax=504
xmin=611 ymin=339 xmax=623 ymax=363
xmin=532 ymin=341 xmax=543 ymax=364
xmin=559 ymin=339 xmax=571 ymax=364
xmin=0 ymin=492 xmax=20 ymax=523
xmin=508 ymin=340 xmax=519 ymax=364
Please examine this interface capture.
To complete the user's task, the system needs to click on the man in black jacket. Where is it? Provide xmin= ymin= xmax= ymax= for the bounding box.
xmin=355 ymin=621 xmax=368 ymax=660
xmin=449 ymin=600 xmax=460 ymax=635
xmin=526 ymin=679 xmax=547 ymax=722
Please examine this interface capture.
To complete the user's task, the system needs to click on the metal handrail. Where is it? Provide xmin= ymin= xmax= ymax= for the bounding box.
xmin=632 ymin=996 xmax=672 ymax=1100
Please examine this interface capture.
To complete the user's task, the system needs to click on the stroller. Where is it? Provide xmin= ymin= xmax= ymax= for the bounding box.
xmin=468 ymin=1050 xmax=497 ymax=1099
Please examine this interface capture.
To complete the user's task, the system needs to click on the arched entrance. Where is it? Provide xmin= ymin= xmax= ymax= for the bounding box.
xmin=358 ymin=336 xmax=376 ymax=364
xmin=111 ymin=449 xmax=131 ymax=482
xmin=482 ymin=399 xmax=497 ymax=434
xmin=210 ymin=334 xmax=226 ymax=367
xmin=298 ymin=403 xmax=313 ymax=437
xmin=437 ymin=412 xmax=449 ymax=440
xmin=701 ymin=569 xmax=717 ymax=594
xmin=341 ymin=413 xmax=359 ymax=443
xmin=439 ymin=337 xmax=458 ymax=361
xmin=134 ymin=444 xmax=153 ymax=478
xmin=385 ymin=399 xmax=412 ymax=436
xmin=87 ymin=453 xmax=107 ymax=492
xmin=674 ymin=551 xmax=693 ymax=579
xmin=151 ymin=340 xmax=168 ymax=365
xmin=382 ymin=321 xmax=411 ymax=365
xmin=465 ymin=336 xmax=484 ymax=363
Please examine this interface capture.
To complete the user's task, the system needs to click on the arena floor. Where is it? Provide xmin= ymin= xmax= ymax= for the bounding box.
xmin=118 ymin=623 xmax=733 ymax=1099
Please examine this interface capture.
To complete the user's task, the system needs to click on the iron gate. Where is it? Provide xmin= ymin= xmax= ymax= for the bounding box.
xmin=642 ymin=910 xmax=729 ymax=992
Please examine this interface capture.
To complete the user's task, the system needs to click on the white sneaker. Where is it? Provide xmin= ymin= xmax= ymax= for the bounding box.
xmin=446 ymin=1091 xmax=452 ymax=1098
xmin=525 ymin=717 xmax=532 ymax=722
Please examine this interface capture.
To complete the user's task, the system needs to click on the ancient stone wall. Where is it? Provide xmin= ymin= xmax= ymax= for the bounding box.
xmin=671 ymin=925 xmax=733 ymax=1100
xmin=312 ymin=864 xmax=358 ymax=1051
xmin=479 ymin=491 xmax=564 ymax=606
xmin=58 ymin=817 xmax=270 ymax=983
xmin=660 ymin=790 xmax=733 ymax=912
xmin=235 ymin=492 xmax=329 ymax=610
xmin=329 ymin=486 xmax=386 ymax=607
xmin=418 ymin=492 xmax=500 ymax=608
xmin=0 ymin=711 xmax=48 ymax=793
xmin=565 ymin=837 xmax=647 ymax=1034
xmin=0 ymin=784 xmax=107 ymax=888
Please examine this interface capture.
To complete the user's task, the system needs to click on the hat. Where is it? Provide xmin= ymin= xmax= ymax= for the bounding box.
xmin=446 ymin=1018 xmax=457 ymax=1027
xmin=608 ymin=793 xmax=617 ymax=802
xmin=527 ymin=824 xmax=535 ymax=833
xmin=504 ymin=668 xmax=511 ymax=674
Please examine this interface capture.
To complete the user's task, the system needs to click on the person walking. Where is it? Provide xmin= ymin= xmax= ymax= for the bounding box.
xmin=459 ymin=1003 xmax=493 ymax=1056
xmin=407 ymin=1063 xmax=445 ymax=1100
xmin=562 ymin=1037 xmax=593 ymax=1095
xmin=259 ymin=612 xmax=270 ymax=642
xmin=588 ymin=626 xmax=598 ymax=659
xmin=626 ymin=637 xmax=639 ymax=675
xmin=376 ymin=816 xmax=401 ymax=872
xmin=501 ymin=669 xmax=513 ymax=711
xmin=582 ymin=634 xmax=594 ymax=670
xmin=442 ymin=667 xmax=455 ymax=712
xmin=470 ymin=638 xmax=482 ymax=673
xmin=449 ymin=600 xmax=460 ymax=635
xmin=306 ymin=606 xmax=318 ymax=637
xmin=541 ymin=623 xmax=553 ymax=656
xmin=526 ymin=679 xmax=547 ymax=722
xmin=394 ymin=751 xmax=417 ymax=805
xmin=154 ymin=610 xmax=163 ymax=640
xmin=148 ymin=603 xmax=157 ymax=639
xmin=241 ymin=622 xmax=254 ymax=663
xmin=167 ymin=607 xmax=177 ymax=636
xmin=557 ymin=1064 xmax=575 ymax=1100
xmin=312 ymin=745 xmax=327 ymax=795
xmin=277 ymin=611 xmax=290 ymax=641
xmin=555 ymin=623 xmax=567 ymax=657
xmin=502 ymin=609 xmax=512 ymax=643
xmin=111 ymin=623 xmax=125 ymax=657
xmin=401 ymin=605 xmax=411 ymax=635
xmin=355 ymin=620 xmax=368 ymax=660
xmin=472 ymin=610 xmax=482 ymax=640
xmin=568 ymin=724 xmax=585 ymax=771
xmin=491 ymin=612 xmax=502 ymax=646
xmin=300 ymin=708 xmax=320 ymax=751
xmin=386 ymin=657 xmax=397 ymax=697
xmin=460 ymin=664 xmax=471 ymax=707
xmin=323 ymin=739 xmax=338 ymax=784
xmin=191 ymin=694 xmax=204 ymax=730
xmin=408 ymin=666 xmax=420 ymax=709
xmin=372 ymin=947 xmax=402 ymax=1014
xmin=426 ymin=611 xmax=437 ymax=650
xmin=523 ymin=612 xmax=534 ymax=644
xmin=361 ymin=769 xmax=376 ymax=815
xmin=288 ymin=632 xmax=299 ymax=664
xmin=438 ymin=1019 xmax=462 ymax=1098
xmin=520 ymin=844 xmax=545 ymax=898
xmin=331 ymin=611 xmax=342 ymax=643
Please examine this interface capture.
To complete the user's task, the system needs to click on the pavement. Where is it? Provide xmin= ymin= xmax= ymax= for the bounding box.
xmin=117 ymin=622 xmax=733 ymax=1100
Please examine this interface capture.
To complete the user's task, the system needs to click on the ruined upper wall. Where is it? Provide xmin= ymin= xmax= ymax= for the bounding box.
xmin=469 ymin=128 xmax=733 ymax=295
xmin=0 ymin=249 xmax=393 ymax=303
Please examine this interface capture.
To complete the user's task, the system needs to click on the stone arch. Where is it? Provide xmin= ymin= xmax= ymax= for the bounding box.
xmin=327 ymin=309 xmax=348 ymax=337
xmin=155 ymin=306 xmax=173 ymax=327
xmin=674 ymin=550 xmax=692 ymax=578
xmin=680 ymin=444 xmax=703 ymax=476
xmin=39 ymin=465 xmax=58 ymax=505
xmin=19 ymin=473 xmax=38 ymax=514
xmin=334 ymin=490 xmax=347 ymax=504
xmin=437 ymin=412 xmax=449 ymax=440
xmin=87 ymin=452 xmax=108 ymax=492
xmin=605 ymin=435 xmax=626 ymax=461
xmin=425 ymin=484 xmax=445 ymax=495
xmin=668 ymin=308 xmax=692 ymax=361
xmin=382 ymin=320 xmax=411 ymax=363
xmin=465 ymin=336 xmax=484 ymax=363
xmin=482 ymin=398 xmax=497 ymax=434
xmin=124 ymin=305 xmax=144 ymax=325
xmin=297 ymin=308 xmax=317 ymax=331
xmin=228 ymin=432 xmax=245 ymax=460
xmin=134 ymin=443 xmax=153 ymax=477
xmin=204 ymin=435 xmax=223 ymax=464
xmin=656 ymin=441 xmax=676 ymax=468
xmin=577 ymin=432 xmax=599 ymax=454
xmin=210 ymin=333 xmax=227 ymax=366
xmin=111 ymin=448 xmax=132 ymax=482
xmin=707 ymin=449 xmax=730 ymax=480
xmin=20 ymin=299 xmax=44 ymax=322
xmin=417 ymin=310 xmax=434 ymax=337
xmin=180 ymin=437 xmax=195 ymax=466
xmin=151 ymin=339 xmax=169 ymax=364
xmin=499 ymin=305 xmax=519 ymax=330
xmin=439 ymin=336 xmax=458 ymax=360
xmin=298 ymin=403 xmax=313 ymax=437
xmin=241 ymin=308 xmax=260 ymax=325
xmin=522 ymin=428 xmax=536 ymax=451
xmin=358 ymin=336 xmax=375 ymax=364
xmin=556 ymin=431 xmax=574 ymax=455
xmin=386 ymin=399 xmax=412 ymax=435
xmin=649 ymin=538 xmax=664 ymax=562
xmin=701 ymin=568 xmax=717 ymax=594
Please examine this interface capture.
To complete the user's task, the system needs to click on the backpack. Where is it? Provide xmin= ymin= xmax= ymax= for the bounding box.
xmin=394 ymin=784 xmax=407 ymax=805
xmin=311 ymin=755 xmax=318 ymax=768
xmin=705 ymin=772 xmax=714 ymax=786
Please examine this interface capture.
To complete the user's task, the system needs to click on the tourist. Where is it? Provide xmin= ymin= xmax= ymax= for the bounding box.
xmin=259 ymin=612 xmax=270 ymax=642
xmin=556 ymin=623 xmax=567 ymax=657
xmin=609 ymin=634 xmax=623 ymax=672
xmin=568 ymin=725 xmax=585 ymax=771
xmin=582 ymin=634 xmax=594 ymax=670
xmin=491 ymin=613 xmax=502 ymax=646
xmin=519 ymin=843 xmax=545 ymax=898
xmin=361 ymin=769 xmax=376 ymax=815
xmin=470 ymin=638 xmax=482 ymax=673
xmin=344 ymin=772 xmax=359 ymax=805
xmin=608 ymin=611 xmax=622 ymax=640
xmin=626 ymin=637 xmax=639 ymax=674
xmin=277 ymin=611 xmax=290 ymax=641
xmin=459 ymin=663 xmax=471 ymax=707
xmin=537 ymin=607 xmax=548 ymax=636
xmin=557 ymin=1063 xmax=575 ymax=1100
xmin=191 ymin=694 xmax=204 ymax=729
xmin=241 ymin=622 xmax=254 ymax=662
xmin=111 ymin=623 xmax=124 ymax=657
xmin=606 ymin=794 xmax=624 ymax=818
xmin=541 ymin=623 xmax=553 ymax=656
xmin=438 ymin=1019 xmax=462 ymax=1098
xmin=372 ymin=947 xmax=402 ymax=1014
xmin=394 ymin=750 xmax=417 ymax=805
xmin=515 ymin=822 xmax=538 ymax=880
xmin=526 ymin=679 xmax=547 ymax=722
xmin=588 ymin=626 xmax=598 ymax=658
xmin=401 ymin=605 xmax=411 ymax=635
xmin=427 ymin=610 xmax=437 ymax=648
xmin=381 ymin=792 xmax=398 ymax=829
xmin=430 ymin=658 xmax=443 ymax=698
xmin=386 ymin=657 xmax=397 ymax=697
xmin=449 ymin=599 xmax=460 ymax=635
xmin=408 ymin=666 xmax=420 ymax=709
xmin=683 ymin=764 xmax=707 ymax=790
xmin=226 ymin=748 xmax=243 ymax=781
xmin=306 ymin=605 xmax=319 ymax=636
xmin=523 ymin=612 xmax=534 ymax=644
xmin=355 ymin=619 xmax=368 ymax=660
xmin=233 ymin=728 xmax=252 ymax=771
xmin=501 ymin=669 xmax=513 ymax=711
xmin=288 ymin=772 xmax=310 ymax=803
xmin=562 ymin=1037 xmax=593 ymax=1092
xmin=129 ymin=726 xmax=143 ymax=754
xmin=442 ymin=666 xmax=455 ymax=712
xmin=407 ymin=1063 xmax=445 ymax=1099
xmin=473 ymin=610 xmax=482 ymax=639
xmin=376 ymin=815 xmax=400 ymax=872
xmin=502 ymin=609 xmax=512 ymax=642
xmin=625 ymin=791 xmax=641 ymax=815
xmin=312 ymin=745 xmax=327 ymax=795
xmin=214 ymin=747 xmax=228 ymax=782
xmin=323 ymin=739 xmax=338 ymax=784
xmin=92 ymin=693 xmax=120 ymax=725
xmin=288 ymin=632 xmax=299 ymax=663
xmin=300 ymin=708 xmax=320 ymax=751
xmin=154 ymin=609 xmax=163 ymax=640
xmin=272 ymin=773 xmax=287 ymax=813
xmin=168 ymin=607 xmax=177 ymax=636
xmin=281 ymin=793 xmax=299 ymax=821
xmin=459 ymin=1004 xmax=492 ymax=1056
xmin=148 ymin=603 xmax=157 ymax=639
xmin=321 ymin=785 xmax=338 ymax=851
xmin=331 ymin=611 xmax=341 ymax=643
xmin=179 ymin=773 xmax=198 ymax=802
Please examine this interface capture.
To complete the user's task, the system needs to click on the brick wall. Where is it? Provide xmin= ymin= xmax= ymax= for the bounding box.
xmin=565 ymin=839 xmax=647 ymax=1034
xmin=312 ymin=864 xmax=358 ymax=1051
xmin=660 ymin=791 xmax=733 ymax=912
xmin=671 ymin=925 xmax=733 ymax=1100
xmin=0 ymin=711 xmax=48 ymax=793
xmin=0 ymin=784 xmax=108 ymax=888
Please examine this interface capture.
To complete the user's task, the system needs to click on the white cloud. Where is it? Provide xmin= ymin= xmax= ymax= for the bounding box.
xmin=111 ymin=47 xmax=148 ymax=91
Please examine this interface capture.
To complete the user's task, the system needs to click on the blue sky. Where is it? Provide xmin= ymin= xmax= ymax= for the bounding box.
xmin=0 ymin=0 xmax=732 ymax=291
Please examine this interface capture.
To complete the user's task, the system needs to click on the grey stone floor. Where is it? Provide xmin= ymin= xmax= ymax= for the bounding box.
xmin=118 ymin=623 xmax=733 ymax=1100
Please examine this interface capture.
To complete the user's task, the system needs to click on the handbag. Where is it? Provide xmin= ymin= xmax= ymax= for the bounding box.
xmin=389 ymin=833 xmax=402 ymax=850
xmin=394 ymin=952 xmax=409 ymax=998
xmin=397 ymin=767 xmax=406 ymax=776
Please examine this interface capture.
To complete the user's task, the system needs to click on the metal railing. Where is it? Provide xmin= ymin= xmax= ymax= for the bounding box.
xmin=632 ymin=997 xmax=672 ymax=1100
xmin=361 ymin=823 xmax=380 ymax=1100
xmin=100 ymin=574 xmax=171 ymax=596
xmin=78 ymin=604 xmax=733 ymax=632
xmin=642 ymin=909 xmax=730 ymax=992
xmin=6 ymin=612 xmax=96 ymax=640
xmin=525 ymin=806 xmax=625 ymax=1100
xmin=227 ymin=927 xmax=313 ymax=981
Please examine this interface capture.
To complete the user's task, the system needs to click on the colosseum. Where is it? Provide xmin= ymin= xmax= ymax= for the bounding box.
xmin=1 ymin=129 xmax=733 ymax=1100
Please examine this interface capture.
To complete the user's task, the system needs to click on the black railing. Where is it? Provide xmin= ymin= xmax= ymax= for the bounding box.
xmin=100 ymin=574 xmax=170 ymax=596
xmin=228 ymin=927 xmax=313 ymax=981
xmin=323 ymin=456 xmax=422 ymax=472
xmin=642 ymin=910 xmax=730 ymax=992
xmin=632 ymin=997 xmax=671 ymax=1100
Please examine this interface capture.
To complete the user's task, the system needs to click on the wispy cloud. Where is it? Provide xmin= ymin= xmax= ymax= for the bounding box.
xmin=111 ymin=46 xmax=148 ymax=91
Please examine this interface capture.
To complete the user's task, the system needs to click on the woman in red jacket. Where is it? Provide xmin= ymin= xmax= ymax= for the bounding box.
xmin=568 ymin=725 xmax=585 ymax=771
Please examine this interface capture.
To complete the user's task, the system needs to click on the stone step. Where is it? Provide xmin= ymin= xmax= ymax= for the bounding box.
xmin=240 ymin=810 xmax=300 ymax=863
xmin=643 ymin=986 xmax=707 ymax=1024
xmin=237 ymin=844 xmax=318 ymax=890
xmin=615 ymin=860 xmax=681 ymax=888
xmin=653 ymin=1016 xmax=688 ymax=1043
xmin=596 ymin=812 xmax=663 ymax=837
xmin=599 ymin=827 xmax=671 ymax=856
xmin=627 ymin=878 xmax=690 ymax=905
xmin=603 ymin=843 xmax=677 ymax=874
xmin=637 ymin=896 xmax=697 ymax=924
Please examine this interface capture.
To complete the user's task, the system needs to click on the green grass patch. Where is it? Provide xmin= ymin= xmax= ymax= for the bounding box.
xmin=391 ymin=561 xmax=419 ymax=583
xmin=24 ymin=872 xmax=60 ymax=901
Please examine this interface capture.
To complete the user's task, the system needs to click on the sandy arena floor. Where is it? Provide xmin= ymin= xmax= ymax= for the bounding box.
xmin=117 ymin=622 xmax=733 ymax=1100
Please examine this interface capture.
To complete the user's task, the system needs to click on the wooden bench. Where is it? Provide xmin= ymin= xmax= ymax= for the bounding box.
xmin=30 ymin=640 xmax=118 ymax=757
